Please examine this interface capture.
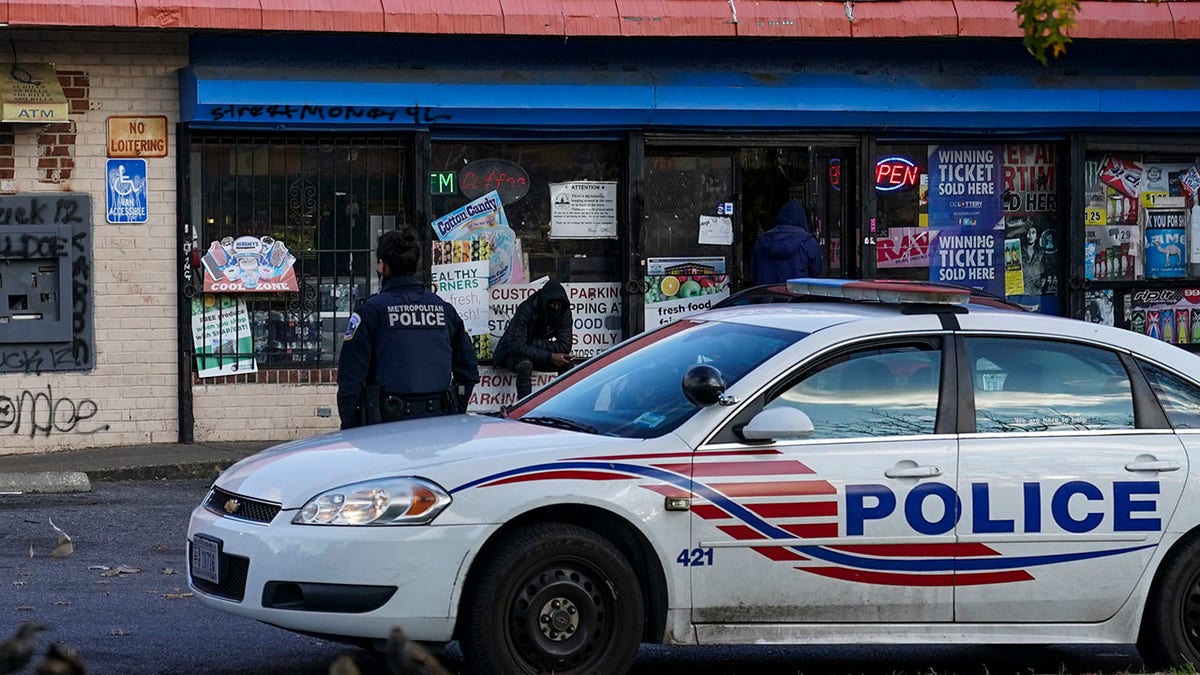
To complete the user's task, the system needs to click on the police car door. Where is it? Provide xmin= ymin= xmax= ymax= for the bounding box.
xmin=954 ymin=335 xmax=1185 ymax=622
xmin=690 ymin=336 xmax=957 ymax=624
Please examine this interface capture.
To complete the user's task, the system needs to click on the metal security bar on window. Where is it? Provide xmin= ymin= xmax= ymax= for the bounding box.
xmin=188 ymin=135 xmax=408 ymax=371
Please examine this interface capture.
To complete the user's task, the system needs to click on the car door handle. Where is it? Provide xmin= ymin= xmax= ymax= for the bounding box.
xmin=885 ymin=465 xmax=942 ymax=478
xmin=1125 ymin=459 xmax=1181 ymax=472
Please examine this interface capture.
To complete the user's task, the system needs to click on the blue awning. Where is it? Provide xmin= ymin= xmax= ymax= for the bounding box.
xmin=180 ymin=65 xmax=1200 ymax=131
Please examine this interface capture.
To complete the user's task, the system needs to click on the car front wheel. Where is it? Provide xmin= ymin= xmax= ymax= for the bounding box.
xmin=461 ymin=522 xmax=644 ymax=675
xmin=1138 ymin=534 xmax=1200 ymax=669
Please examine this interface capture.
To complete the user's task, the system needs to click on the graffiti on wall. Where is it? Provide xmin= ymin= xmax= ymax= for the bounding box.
xmin=0 ymin=384 xmax=109 ymax=437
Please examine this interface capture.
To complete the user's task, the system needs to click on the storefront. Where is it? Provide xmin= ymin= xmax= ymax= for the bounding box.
xmin=175 ymin=33 xmax=1200 ymax=439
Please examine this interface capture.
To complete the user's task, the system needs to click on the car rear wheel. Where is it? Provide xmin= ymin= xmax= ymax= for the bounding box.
xmin=461 ymin=522 xmax=644 ymax=675
xmin=1138 ymin=535 xmax=1200 ymax=669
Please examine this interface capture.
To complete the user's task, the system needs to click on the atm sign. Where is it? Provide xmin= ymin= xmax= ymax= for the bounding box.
xmin=875 ymin=156 xmax=920 ymax=192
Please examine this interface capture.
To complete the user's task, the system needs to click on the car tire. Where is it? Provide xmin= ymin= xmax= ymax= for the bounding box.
xmin=461 ymin=522 xmax=644 ymax=675
xmin=1138 ymin=535 xmax=1200 ymax=669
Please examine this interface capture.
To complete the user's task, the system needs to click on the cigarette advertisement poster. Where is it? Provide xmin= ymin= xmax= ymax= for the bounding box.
xmin=643 ymin=257 xmax=730 ymax=329
xmin=877 ymin=227 xmax=937 ymax=269
xmin=201 ymin=235 xmax=298 ymax=293
xmin=1144 ymin=208 xmax=1188 ymax=279
xmin=430 ymin=190 xmax=526 ymax=285
xmin=549 ymin=181 xmax=618 ymax=239
xmin=191 ymin=294 xmax=257 ymax=378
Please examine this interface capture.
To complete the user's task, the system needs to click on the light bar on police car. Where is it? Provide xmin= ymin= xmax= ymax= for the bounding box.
xmin=785 ymin=278 xmax=971 ymax=305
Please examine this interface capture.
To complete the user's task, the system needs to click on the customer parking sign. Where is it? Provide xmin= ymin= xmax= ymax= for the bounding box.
xmin=106 ymin=158 xmax=147 ymax=223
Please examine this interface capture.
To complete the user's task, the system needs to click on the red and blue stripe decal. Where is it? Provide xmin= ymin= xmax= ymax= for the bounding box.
xmin=452 ymin=451 xmax=1154 ymax=587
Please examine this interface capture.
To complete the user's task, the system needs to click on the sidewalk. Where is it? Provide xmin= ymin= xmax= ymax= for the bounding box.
xmin=0 ymin=440 xmax=284 ymax=493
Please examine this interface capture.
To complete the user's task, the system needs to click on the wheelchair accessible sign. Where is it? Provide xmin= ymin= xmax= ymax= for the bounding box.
xmin=106 ymin=158 xmax=148 ymax=223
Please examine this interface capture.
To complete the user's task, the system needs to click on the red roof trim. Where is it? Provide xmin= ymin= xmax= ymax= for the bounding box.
xmin=383 ymin=0 xmax=505 ymax=34
xmin=1 ymin=0 xmax=1193 ymax=41
xmin=11 ymin=0 xmax=137 ymax=27
xmin=261 ymin=0 xmax=386 ymax=32
xmin=1169 ymin=2 xmax=1200 ymax=41
xmin=137 ymin=0 xmax=263 ymax=30
xmin=615 ymin=0 xmax=736 ymax=37
xmin=736 ymin=1 xmax=850 ymax=38
xmin=852 ymin=0 xmax=958 ymax=38
xmin=953 ymin=0 xmax=1021 ymax=38
xmin=1074 ymin=0 xmax=1175 ymax=39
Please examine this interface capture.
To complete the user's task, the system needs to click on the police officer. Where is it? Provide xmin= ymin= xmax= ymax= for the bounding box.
xmin=336 ymin=228 xmax=479 ymax=429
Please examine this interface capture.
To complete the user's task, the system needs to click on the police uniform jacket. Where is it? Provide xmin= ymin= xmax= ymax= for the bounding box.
xmin=336 ymin=275 xmax=479 ymax=429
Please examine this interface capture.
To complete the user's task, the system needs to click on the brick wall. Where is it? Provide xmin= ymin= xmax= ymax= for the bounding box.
xmin=0 ymin=30 xmax=189 ymax=455
xmin=0 ymin=30 xmax=341 ymax=456
xmin=193 ymin=383 xmax=339 ymax=441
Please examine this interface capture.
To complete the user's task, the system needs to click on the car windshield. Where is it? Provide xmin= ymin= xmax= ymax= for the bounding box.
xmin=518 ymin=320 xmax=804 ymax=439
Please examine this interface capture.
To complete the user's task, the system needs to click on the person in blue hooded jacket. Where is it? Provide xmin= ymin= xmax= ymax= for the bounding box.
xmin=750 ymin=198 xmax=824 ymax=284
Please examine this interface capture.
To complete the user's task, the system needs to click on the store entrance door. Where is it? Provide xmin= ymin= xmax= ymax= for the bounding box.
xmin=638 ymin=144 xmax=857 ymax=333
xmin=639 ymin=151 xmax=739 ymax=333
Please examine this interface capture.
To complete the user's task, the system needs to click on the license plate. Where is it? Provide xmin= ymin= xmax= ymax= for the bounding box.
xmin=191 ymin=535 xmax=221 ymax=584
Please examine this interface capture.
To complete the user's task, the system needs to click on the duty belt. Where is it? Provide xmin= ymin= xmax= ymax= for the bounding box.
xmin=380 ymin=392 xmax=447 ymax=420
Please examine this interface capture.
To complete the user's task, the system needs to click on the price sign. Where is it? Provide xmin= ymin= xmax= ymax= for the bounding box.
xmin=1084 ymin=207 xmax=1106 ymax=225
xmin=1141 ymin=191 xmax=1170 ymax=208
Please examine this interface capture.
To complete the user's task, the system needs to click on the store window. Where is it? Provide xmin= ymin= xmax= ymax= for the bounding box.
xmin=189 ymin=135 xmax=409 ymax=373
xmin=427 ymin=141 xmax=624 ymax=389
xmin=1081 ymin=150 xmax=1200 ymax=348
xmin=874 ymin=143 xmax=1063 ymax=314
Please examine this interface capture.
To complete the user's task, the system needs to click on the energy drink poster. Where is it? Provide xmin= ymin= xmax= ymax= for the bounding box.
xmin=1128 ymin=288 xmax=1200 ymax=345
xmin=927 ymin=145 xmax=1005 ymax=296
xmin=201 ymin=235 xmax=298 ymax=293
xmin=643 ymin=257 xmax=730 ymax=329
xmin=190 ymin=294 xmax=257 ymax=378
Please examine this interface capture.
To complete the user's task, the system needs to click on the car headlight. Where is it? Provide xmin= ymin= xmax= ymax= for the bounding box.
xmin=292 ymin=477 xmax=451 ymax=526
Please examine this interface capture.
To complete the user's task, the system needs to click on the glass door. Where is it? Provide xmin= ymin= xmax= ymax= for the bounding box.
xmin=639 ymin=151 xmax=738 ymax=333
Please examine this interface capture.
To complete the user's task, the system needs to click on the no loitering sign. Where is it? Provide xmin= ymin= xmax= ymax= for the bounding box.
xmin=107 ymin=115 xmax=168 ymax=158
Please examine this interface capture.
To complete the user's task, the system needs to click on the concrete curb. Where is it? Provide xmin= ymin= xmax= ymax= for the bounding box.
xmin=0 ymin=471 xmax=91 ymax=494
xmin=87 ymin=461 xmax=237 ymax=483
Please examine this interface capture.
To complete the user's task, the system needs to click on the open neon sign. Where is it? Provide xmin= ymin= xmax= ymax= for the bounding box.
xmin=875 ymin=156 xmax=920 ymax=191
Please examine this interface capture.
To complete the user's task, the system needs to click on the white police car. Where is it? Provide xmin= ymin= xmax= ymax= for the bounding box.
xmin=188 ymin=279 xmax=1200 ymax=674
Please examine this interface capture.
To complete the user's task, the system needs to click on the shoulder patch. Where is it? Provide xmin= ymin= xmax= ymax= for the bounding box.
xmin=343 ymin=313 xmax=362 ymax=341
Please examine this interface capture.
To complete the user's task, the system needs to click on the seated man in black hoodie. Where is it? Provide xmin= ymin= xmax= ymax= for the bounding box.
xmin=493 ymin=281 xmax=573 ymax=399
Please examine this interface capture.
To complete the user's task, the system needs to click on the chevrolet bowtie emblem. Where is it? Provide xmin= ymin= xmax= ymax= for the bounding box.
xmin=224 ymin=499 xmax=241 ymax=514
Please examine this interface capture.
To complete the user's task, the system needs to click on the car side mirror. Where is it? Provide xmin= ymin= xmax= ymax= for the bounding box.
xmin=741 ymin=407 xmax=814 ymax=441
xmin=682 ymin=364 xmax=726 ymax=407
